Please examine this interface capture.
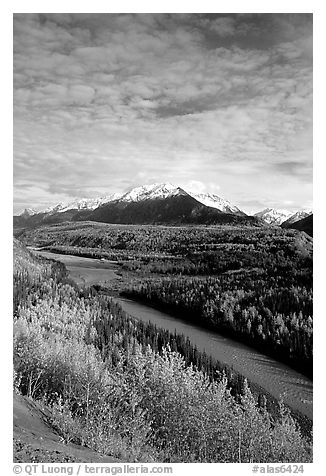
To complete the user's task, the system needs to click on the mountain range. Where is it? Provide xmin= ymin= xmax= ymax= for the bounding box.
xmin=14 ymin=182 xmax=312 ymax=229
xmin=253 ymin=208 xmax=312 ymax=226
xmin=281 ymin=210 xmax=312 ymax=226
xmin=282 ymin=213 xmax=313 ymax=237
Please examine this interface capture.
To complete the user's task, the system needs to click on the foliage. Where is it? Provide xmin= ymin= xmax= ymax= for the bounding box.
xmin=16 ymin=225 xmax=313 ymax=377
xmin=124 ymin=271 xmax=312 ymax=375
xmin=13 ymin=239 xmax=312 ymax=462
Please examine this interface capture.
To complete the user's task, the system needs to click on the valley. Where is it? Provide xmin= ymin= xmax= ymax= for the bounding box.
xmin=31 ymin=247 xmax=313 ymax=420
xmin=13 ymin=219 xmax=313 ymax=462
xmin=13 ymin=12 xmax=313 ymax=465
xmin=18 ymin=221 xmax=313 ymax=377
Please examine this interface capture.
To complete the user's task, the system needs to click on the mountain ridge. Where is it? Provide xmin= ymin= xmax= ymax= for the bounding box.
xmin=18 ymin=183 xmax=243 ymax=215
xmin=254 ymin=208 xmax=312 ymax=226
xmin=254 ymin=208 xmax=293 ymax=225
xmin=186 ymin=191 xmax=246 ymax=216
xmin=14 ymin=182 xmax=312 ymax=229
xmin=281 ymin=214 xmax=313 ymax=237
xmin=14 ymin=182 xmax=260 ymax=228
xmin=80 ymin=193 xmax=259 ymax=226
xmin=282 ymin=210 xmax=312 ymax=226
xmin=22 ymin=182 xmax=246 ymax=216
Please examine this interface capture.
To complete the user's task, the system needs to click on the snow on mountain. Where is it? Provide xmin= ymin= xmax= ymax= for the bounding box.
xmin=118 ymin=183 xmax=244 ymax=215
xmin=283 ymin=210 xmax=312 ymax=225
xmin=39 ymin=193 xmax=123 ymax=214
xmin=38 ymin=184 xmax=186 ymax=214
xmin=24 ymin=183 xmax=310 ymax=223
xmin=58 ymin=194 xmax=123 ymax=212
xmin=254 ymin=208 xmax=294 ymax=225
xmin=19 ymin=208 xmax=37 ymax=217
xmin=186 ymin=191 xmax=245 ymax=215
xmin=119 ymin=183 xmax=187 ymax=202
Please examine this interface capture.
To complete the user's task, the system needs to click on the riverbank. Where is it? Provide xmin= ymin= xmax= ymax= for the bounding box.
xmin=14 ymin=238 xmax=313 ymax=462
xmin=31 ymin=248 xmax=313 ymax=427
xmin=121 ymin=290 xmax=312 ymax=379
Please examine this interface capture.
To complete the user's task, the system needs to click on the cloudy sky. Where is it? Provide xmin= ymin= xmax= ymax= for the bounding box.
xmin=13 ymin=13 xmax=313 ymax=214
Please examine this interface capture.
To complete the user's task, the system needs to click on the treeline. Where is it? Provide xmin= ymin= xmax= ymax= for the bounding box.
xmin=16 ymin=221 xmax=312 ymax=261
xmin=13 ymin=239 xmax=312 ymax=462
xmin=121 ymin=251 xmax=312 ymax=284
xmin=17 ymin=222 xmax=313 ymax=282
xmin=17 ymin=224 xmax=313 ymax=376
xmin=94 ymin=300 xmax=253 ymax=399
xmin=124 ymin=272 xmax=313 ymax=377
xmin=12 ymin=243 xmax=267 ymax=406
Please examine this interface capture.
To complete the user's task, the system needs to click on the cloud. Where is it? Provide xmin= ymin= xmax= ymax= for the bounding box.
xmin=13 ymin=13 xmax=312 ymax=214
xmin=181 ymin=180 xmax=221 ymax=195
xmin=201 ymin=16 xmax=237 ymax=37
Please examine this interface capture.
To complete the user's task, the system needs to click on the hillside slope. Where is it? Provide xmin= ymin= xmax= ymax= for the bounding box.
xmin=282 ymin=214 xmax=313 ymax=237
xmin=84 ymin=194 xmax=259 ymax=226
xmin=14 ymin=195 xmax=261 ymax=228
xmin=14 ymin=393 xmax=118 ymax=463
xmin=282 ymin=211 xmax=312 ymax=226
xmin=12 ymin=237 xmax=313 ymax=463
xmin=14 ymin=183 xmax=261 ymax=228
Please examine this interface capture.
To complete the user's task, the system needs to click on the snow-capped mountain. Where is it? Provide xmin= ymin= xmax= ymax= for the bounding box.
xmin=18 ymin=182 xmax=311 ymax=228
xmin=254 ymin=208 xmax=313 ymax=226
xmin=40 ymin=193 xmax=123 ymax=214
xmin=88 ymin=182 xmax=259 ymax=226
xmin=282 ymin=213 xmax=313 ymax=237
xmin=119 ymin=183 xmax=187 ymax=202
xmin=254 ymin=208 xmax=294 ymax=225
xmin=31 ymin=183 xmax=244 ymax=216
xmin=283 ymin=210 xmax=312 ymax=226
xmin=186 ymin=191 xmax=245 ymax=216
xmin=13 ymin=182 xmax=264 ymax=227
xmin=37 ymin=184 xmax=187 ymax=214
xmin=118 ymin=183 xmax=244 ymax=215
xmin=19 ymin=208 xmax=37 ymax=217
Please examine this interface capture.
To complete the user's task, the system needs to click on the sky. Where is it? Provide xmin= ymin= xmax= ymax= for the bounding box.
xmin=13 ymin=13 xmax=313 ymax=214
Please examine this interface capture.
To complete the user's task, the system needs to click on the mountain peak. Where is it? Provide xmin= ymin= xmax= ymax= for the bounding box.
xmin=39 ymin=193 xmax=123 ymax=214
xmin=20 ymin=208 xmax=37 ymax=217
xmin=119 ymin=182 xmax=186 ymax=202
xmin=16 ymin=183 xmax=310 ymax=226
xmin=254 ymin=208 xmax=293 ymax=225
xmin=282 ymin=210 xmax=312 ymax=226
xmin=186 ymin=190 xmax=245 ymax=215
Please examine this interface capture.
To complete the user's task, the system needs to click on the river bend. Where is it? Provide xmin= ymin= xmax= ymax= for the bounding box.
xmin=32 ymin=248 xmax=313 ymax=420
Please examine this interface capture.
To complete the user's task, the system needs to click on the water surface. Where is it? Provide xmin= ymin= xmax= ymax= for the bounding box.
xmin=33 ymin=248 xmax=313 ymax=419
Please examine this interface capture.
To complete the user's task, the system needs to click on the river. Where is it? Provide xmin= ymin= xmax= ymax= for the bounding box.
xmin=32 ymin=248 xmax=313 ymax=420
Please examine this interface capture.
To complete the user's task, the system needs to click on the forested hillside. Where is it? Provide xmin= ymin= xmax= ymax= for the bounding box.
xmin=13 ymin=239 xmax=312 ymax=462
xmin=16 ymin=223 xmax=313 ymax=375
xmin=282 ymin=214 xmax=313 ymax=237
xmin=124 ymin=272 xmax=312 ymax=376
xmin=16 ymin=221 xmax=312 ymax=269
